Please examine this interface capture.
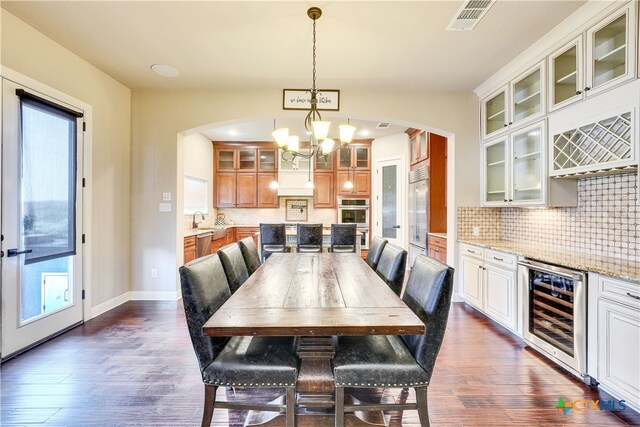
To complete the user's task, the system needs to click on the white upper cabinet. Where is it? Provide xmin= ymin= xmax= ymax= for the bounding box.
xmin=510 ymin=61 xmax=546 ymax=128
xmin=549 ymin=36 xmax=583 ymax=112
xmin=586 ymin=3 xmax=636 ymax=96
xmin=510 ymin=123 xmax=544 ymax=204
xmin=482 ymin=86 xmax=508 ymax=139
xmin=483 ymin=137 xmax=508 ymax=205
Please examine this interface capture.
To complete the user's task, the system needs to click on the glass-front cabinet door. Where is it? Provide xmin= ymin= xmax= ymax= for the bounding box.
xmin=483 ymin=138 xmax=508 ymax=205
xmin=353 ymin=146 xmax=370 ymax=169
xmin=549 ymin=37 xmax=583 ymax=111
xmin=216 ymin=148 xmax=236 ymax=171
xmin=237 ymin=148 xmax=256 ymax=171
xmin=586 ymin=4 xmax=635 ymax=95
xmin=483 ymin=87 xmax=508 ymax=138
xmin=511 ymin=62 xmax=544 ymax=127
xmin=510 ymin=122 xmax=544 ymax=204
xmin=258 ymin=149 xmax=276 ymax=171
xmin=338 ymin=147 xmax=352 ymax=169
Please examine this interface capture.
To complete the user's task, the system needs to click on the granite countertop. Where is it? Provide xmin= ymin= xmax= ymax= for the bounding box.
xmin=428 ymin=232 xmax=448 ymax=239
xmin=458 ymin=239 xmax=640 ymax=284
xmin=257 ymin=230 xmax=363 ymax=236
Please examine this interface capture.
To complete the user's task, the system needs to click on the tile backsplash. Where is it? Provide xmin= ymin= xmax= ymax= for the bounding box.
xmin=458 ymin=172 xmax=639 ymax=262
xmin=217 ymin=197 xmax=336 ymax=226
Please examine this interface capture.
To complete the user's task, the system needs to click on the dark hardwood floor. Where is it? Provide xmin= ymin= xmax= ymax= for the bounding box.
xmin=1 ymin=301 xmax=638 ymax=426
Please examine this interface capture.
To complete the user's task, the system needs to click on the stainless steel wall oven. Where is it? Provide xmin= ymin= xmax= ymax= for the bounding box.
xmin=519 ymin=259 xmax=588 ymax=381
xmin=337 ymin=198 xmax=369 ymax=249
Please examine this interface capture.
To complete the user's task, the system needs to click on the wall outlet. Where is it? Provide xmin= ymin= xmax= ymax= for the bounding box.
xmin=472 ymin=226 xmax=480 ymax=237
xmin=151 ymin=268 xmax=158 ymax=279
xmin=162 ymin=192 xmax=171 ymax=201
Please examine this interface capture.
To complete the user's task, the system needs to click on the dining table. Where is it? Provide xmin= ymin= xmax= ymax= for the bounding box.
xmin=203 ymin=252 xmax=425 ymax=426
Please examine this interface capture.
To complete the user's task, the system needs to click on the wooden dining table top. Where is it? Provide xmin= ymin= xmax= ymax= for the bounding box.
xmin=203 ymin=252 xmax=425 ymax=337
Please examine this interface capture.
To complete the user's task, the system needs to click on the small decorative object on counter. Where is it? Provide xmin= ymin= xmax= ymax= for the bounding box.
xmin=215 ymin=213 xmax=226 ymax=225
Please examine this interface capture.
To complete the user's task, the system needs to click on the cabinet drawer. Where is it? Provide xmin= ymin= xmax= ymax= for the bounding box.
xmin=598 ymin=275 xmax=640 ymax=309
xmin=428 ymin=235 xmax=447 ymax=250
xmin=460 ymin=243 xmax=484 ymax=259
xmin=484 ymin=249 xmax=518 ymax=270
xmin=184 ymin=236 xmax=196 ymax=248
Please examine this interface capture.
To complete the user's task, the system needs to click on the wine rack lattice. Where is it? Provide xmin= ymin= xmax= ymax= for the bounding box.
xmin=552 ymin=112 xmax=632 ymax=173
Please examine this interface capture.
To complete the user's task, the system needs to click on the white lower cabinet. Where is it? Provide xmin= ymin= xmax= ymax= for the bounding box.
xmin=461 ymin=255 xmax=483 ymax=309
xmin=459 ymin=243 xmax=520 ymax=335
xmin=484 ymin=264 xmax=518 ymax=332
xmin=594 ymin=274 xmax=640 ymax=412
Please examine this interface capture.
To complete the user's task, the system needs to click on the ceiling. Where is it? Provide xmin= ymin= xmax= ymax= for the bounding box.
xmin=2 ymin=1 xmax=585 ymax=92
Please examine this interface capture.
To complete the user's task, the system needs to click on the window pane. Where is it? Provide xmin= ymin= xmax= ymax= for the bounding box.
xmin=20 ymin=100 xmax=77 ymax=264
xmin=381 ymin=165 xmax=397 ymax=239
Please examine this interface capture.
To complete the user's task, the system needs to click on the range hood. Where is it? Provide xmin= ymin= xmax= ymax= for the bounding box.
xmin=277 ymin=172 xmax=313 ymax=196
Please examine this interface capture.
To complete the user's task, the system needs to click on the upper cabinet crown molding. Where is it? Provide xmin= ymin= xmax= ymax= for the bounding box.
xmin=474 ymin=1 xmax=629 ymax=99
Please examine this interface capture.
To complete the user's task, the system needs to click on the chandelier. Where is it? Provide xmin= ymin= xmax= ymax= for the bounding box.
xmin=272 ymin=7 xmax=356 ymax=161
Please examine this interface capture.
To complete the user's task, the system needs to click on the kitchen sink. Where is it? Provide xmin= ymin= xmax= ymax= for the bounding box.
xmin=212 ymin=227 xmax=227 ymax=240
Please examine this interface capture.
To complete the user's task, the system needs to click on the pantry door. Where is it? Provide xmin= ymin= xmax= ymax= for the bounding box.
xmin=1 ymin=78 xmax=84 ymax=359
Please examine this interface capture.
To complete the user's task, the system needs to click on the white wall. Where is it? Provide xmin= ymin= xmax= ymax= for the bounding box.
xmin=183 ymin=133 xmax=213 ymax=226
xmin=131 ymin=89 xmax=479 ymax=297
xmin=1 ymin=10 xmax=132 ymax=313
xmin=371 ymin=133 xmax=410 ymax=248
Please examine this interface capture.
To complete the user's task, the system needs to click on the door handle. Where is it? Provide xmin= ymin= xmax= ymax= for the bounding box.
xmin=392 ymin=225 xmax=401 ymax=229
xmin=7 ymin=248 xmax=33 ymax=257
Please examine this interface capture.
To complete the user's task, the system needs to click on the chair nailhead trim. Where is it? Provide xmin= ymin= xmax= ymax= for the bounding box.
xmin=335 ymin=381 xmax=428 ymax=387
xmin=208 ymin=379 xmax=295 ymax=387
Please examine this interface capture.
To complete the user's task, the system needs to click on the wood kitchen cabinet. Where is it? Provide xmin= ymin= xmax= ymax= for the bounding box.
xmin=337 ymin=142 xmax=371 ymax=170
xmin=313 ymin=172 xmax=335 ymax=208
xmin=337 ymin=170 xmax=370 ymax=196
xmin=408 ymin=129 xmax=429 ymax=165
xmin=427 ymin=234 xmax=447 ymax=263
xmin=313 ymin=153 xmax=336 ymax=208
xmin=235 ymin=226 xmax=259 ymax=247
xmin=183 ymin=236 xmax=197 ymax=263
xmin=213 ymin=142 xmax=278 ymax=208
xmin=257 ymin=173 xmax=279 ymax=207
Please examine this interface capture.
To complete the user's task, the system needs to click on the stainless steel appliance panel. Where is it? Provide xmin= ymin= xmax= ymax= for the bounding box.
xmin=408 ymin=167 xmax=428 ymax=249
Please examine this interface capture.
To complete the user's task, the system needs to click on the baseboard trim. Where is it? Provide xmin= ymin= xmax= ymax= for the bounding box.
xmin=129 ymin=290 xmax=181 ymax=301
xmin=90 ymin=292 xmax=131 ymax=319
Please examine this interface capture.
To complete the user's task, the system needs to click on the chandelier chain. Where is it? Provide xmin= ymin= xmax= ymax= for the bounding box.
xmin=312 ymin=17 xmax=317 ymax=92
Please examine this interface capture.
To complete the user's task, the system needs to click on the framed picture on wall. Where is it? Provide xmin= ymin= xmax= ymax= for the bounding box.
xmin=285 ymin=199 xmax=308 ymax=222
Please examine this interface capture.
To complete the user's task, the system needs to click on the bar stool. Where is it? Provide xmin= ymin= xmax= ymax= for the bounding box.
xmin=329 ymin=224 xmax=357 ymax=253
xmin=296 ymin=223 xmax=323 ymax=253
xmin=259 ymin=223 xmax=289 ymax=262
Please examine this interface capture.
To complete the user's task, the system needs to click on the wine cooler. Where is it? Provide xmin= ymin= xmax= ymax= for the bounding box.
xmin=519 ymin=259 xmax=588 ymax=380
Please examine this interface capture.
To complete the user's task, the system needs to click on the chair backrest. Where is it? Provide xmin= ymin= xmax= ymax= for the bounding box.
xmin=366 ymin=237 xmax=388 ymax=269
xmin=330 ymin=223 xmax=357 ymax=252
xmin=260 ymin=223 xmax=286 ymax=246
xmin=217 ymin=243 xmax=249 ymax=294
xmin=375 ymin=243 xmax=407 ymax=296
xmin=401 ymin=254 xmax=454 ymax=383
xmin=296 ymin=223 xmax=323 ymax=249
xmin=179 ymin=254 xmax=231 ymax=373
xmin=238 ymin=237 xmax=261 ymax=275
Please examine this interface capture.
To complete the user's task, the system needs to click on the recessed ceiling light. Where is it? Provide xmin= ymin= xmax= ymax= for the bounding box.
xmin=151 ymin=64 xmax=179 ymax=78
xmin=360 ymin=130 xmax=370 ymax=136
xmin=228 ymin=130 xmax=238 ymax=136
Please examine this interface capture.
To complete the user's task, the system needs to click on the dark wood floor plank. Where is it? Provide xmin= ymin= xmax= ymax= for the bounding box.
xmin=1 ymin=301 xmax=637 ymax=426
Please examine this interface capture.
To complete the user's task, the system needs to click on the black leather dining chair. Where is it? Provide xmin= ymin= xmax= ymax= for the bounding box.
xmin=259 ymin=223 xmax=289 ymax=262
xmin=329 ymin=224 xmax=357 ymax=253
xmin=237 ymin=237 xmax=261 ymax=275
xmin=217 ymin=243 xmax=249 ymax=294
xmin=365 ymin=236 xmax=388 ymax=269
xmin=296 ymin=223 xmax=323 ymax=253
xmin=375 ymin=243 xmax=407 ymax=296
xmin=179 ymin=254 xmax=298 ymax=427
xmin=332 ymin=254 xmax=454 ymax=427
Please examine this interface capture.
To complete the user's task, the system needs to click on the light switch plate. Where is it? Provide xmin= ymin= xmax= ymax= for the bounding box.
xmin=159 ymin=202 xmax=172 ymax=212
xmin=162 ymin=192 xmax=171 ymax=201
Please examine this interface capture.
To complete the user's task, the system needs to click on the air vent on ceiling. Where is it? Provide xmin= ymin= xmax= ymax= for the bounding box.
xmin=376 ymin=122 xmax=391 ymax=129
xmin=447 ymin=0 xmax=496 ymax=31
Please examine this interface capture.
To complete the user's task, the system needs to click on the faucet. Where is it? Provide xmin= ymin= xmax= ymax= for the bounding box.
xmin=192 ymin=211 xmax=205 ymax=229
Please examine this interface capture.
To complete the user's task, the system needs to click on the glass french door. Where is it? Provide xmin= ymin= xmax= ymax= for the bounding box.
xmin=376 ymin=158 xmax=405 ymax=248
xmin=1 ymin=79 xmax=84 ymax=359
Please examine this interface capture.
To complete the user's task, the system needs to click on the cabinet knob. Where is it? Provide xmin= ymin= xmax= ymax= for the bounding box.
xmin=503 ymin=124 xmax=508 ymax=128
xmin=508 ymin=122 xmax=513 ymax=125
xmin=584 ymin=87 xmax=591 ymax=91
xmin=575 ymin=90 xmax=582 ymax=95
xmin=508 ymin=199 xmax=513 ymax=202
xmin=503 ymin=199 xmax=508 ymax=202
